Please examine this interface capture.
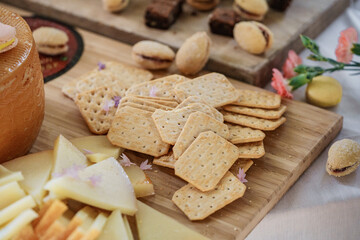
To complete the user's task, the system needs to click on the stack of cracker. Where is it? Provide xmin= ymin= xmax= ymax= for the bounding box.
xmin=63 ymin=65 xmax=287 ymax=221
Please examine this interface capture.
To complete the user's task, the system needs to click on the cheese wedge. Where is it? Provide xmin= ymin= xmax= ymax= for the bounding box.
xmin=0 ymin=181 xmax=26 ymax=209
xmin=0 ymin=195 xmax=36 ymax=226
xmin=3 ymin=150 xmax=53 ymax=205
xmin=70 ymin=135 xmax=123 ymax=159
xmin=124 ymin=165 xmax=154 ymax=198
xmin=0 ymin=209 xmax=38 ymax=240
xmin=82 ymin=212 xmax=108 ymax=240
xmin=45 ymin=158 xmax=137 ymax=214
xmin=98 ymin=210 xmax=132 ymax=240
xmin=0 ymin=165 xmax=23 ymax=186
xmin=123 ymin=215 xmax=134 ymax=240
xmin=68 ymin=206 xmax=98 ymax=240
xmin=52 ymin=135 xmax=89 ymax=179
xmin=86 ymin=153 xmax=111 ymax=163
xmin=136 ymin=201 xmax=209 ymax=240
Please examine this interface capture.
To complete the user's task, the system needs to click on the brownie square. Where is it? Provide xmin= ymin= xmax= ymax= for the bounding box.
xmin=209 ymin=8 xmax=241 ymax=37
xmin=145 ymin=0 xmax=183 ymax=30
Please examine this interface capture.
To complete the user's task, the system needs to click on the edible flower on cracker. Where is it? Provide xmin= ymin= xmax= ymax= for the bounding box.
xmin=149 ymin=86 xmax=158 ymax=97
xmin=113 ymin=96 xmax=121 ymax=107
xmin=97 ymin=61 xmax=106 ymax=70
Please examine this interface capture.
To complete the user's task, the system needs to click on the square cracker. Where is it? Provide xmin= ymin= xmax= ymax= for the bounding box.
xmin=226 ymin=123 xmax=265 ymax=144
xmin=175 ymin=96 xmax=207 ymax=109
xmin=120 ymin=102 xmax=157 ymax=112
xmin=126 ymin=74 xmax=189 ymax=99
xmin=75 ymin=87 xmax=119 ymax=134
xmin=134 ymin=96 xmax=179 ymax=102
xmin=120 ymin=96 xmax=174 ymax=111
xmin=230 ymin=159 xmax=254 ymax=174
xmin=222 ymin=111 xmax=286 ymax=131
xmin=152 ymin=103 xmax=223 ymax=145
xmin=62 ymin=79 xmax=78 ymax=100
xmin=173 ymin=112 xmax=229 ymax=159
xmin=142 ymin=99 xmax=179 ymax=108
xmin=153 ymin=150 xmax=176 ymax=169
xmin=223 ymin=105 xmax=287 ymax=120
xmin=107 ymin=106 xmax=170 ymax=157
xmin=174 ymin=73 xmax=239 ymax=108
xmin=237 ymin=141 xmax=265 ymax=158
xmin=172 ymin=171 xmax=246 ymax=221
xmin=174 ymin=131 xmax=239 ymax=192
xmin=75 ymin=62 xmax=153 ymax=95
xmin=232 ymin=89 xmax=281 ymax=109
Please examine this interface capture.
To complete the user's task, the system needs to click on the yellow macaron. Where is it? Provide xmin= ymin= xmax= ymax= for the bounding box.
xmin=306 ymin=76 xmax=342 ymax=108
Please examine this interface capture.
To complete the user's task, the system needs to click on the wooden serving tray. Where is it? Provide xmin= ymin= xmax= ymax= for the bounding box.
xmin=3 ymin=0 xmax=350 ymax=86
xmin=4 ymin=4 xmax=343 ymax=239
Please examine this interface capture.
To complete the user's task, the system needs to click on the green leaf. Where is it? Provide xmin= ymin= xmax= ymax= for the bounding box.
xmin=294 ymin=65 xmax=307 ymax=74
xmin=289 ymin=73 xmax=311 ymax=90
xmin=294 ymin=65 xmax=324 ymax=75
xmin=351 ymin=43 xmax=360 ymax=56
xmin=300 ymin=35 xmax=320 ymax=55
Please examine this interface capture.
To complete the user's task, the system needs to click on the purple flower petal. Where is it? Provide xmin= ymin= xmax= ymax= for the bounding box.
xmin=113 ymin=96 xmax=121 ymax=108
xmin=140 ymin=159 xmax=152 ymax=170
xmin=149 ymin=86 xmax=158 ymax=97
xmin=98 ymin=61 xmax=106 ymax=71
xmin=83 ymin=148 xmax=93 ymax=155
xmin=237 ymin=168 xmax=248 ymax=183
xmin=120 ymin=153 xmax=135 ymax=167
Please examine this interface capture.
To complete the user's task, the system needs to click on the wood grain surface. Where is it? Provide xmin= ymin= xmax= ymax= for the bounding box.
xmin=3 ymin=0 xmax=350 ymax=86
xmin=2 ymin=4 xmax=343 ymax=239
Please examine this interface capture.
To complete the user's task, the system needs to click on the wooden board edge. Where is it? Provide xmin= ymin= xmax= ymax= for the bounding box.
xmin=236 ymin=114 xmax=343 ymax=239
xmin=3 ymin=0 xmax=350 ymax=87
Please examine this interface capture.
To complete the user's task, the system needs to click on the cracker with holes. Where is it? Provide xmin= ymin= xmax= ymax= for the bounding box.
xmin=174 ymin=131 xmax=239 ymax=192
xmin=120 ymin=96 xmax=174 ymax=111
xmin=175 ymin=96 xmax=207 ymax=109
xmin=126 ymin=74 xmax=189 ymax=99
xmin=152 ymin=103 xmax=223 ymax=145
xmin=107 ymin=106 xmax=170 ymax=157
xmin=230 ymin=159 xmax=254 ymax=173
xmin=172 ymin=171 xmax=246 ymax=220
xmin=233 ymin=89 xmax=281 ymax=109
xmin=153 ymin=150 xmax=176 ymax=169
xmin=134 ymin=96 xmax=179 ymax=102
xmin=223 ymin=105 xmax=287 ymax=120
xmin=174 ymin=73 xmax=239 ymax=108
xmin=62 ymin=79 xmax=78 ymax=100
xmin=226 ymin=123 xmax=265 ymax=144
xmin=143 ymin=98 xmax=179 ymax=108
xmin=120 ymin=102 xmax=157 ymax=112
xmin=237 ymin=141 xmax=265 ymax=158
xmin=75 ymin=87 xmax=120 ymax=134
xmin=173 ymin=112 xmax=229 ymax=159
xmin=222 ymin=111 xmax=286 ymax=131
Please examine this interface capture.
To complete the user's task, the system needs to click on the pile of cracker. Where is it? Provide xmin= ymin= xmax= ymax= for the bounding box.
xmin=62 ymin=62 xmax=287 ymax=221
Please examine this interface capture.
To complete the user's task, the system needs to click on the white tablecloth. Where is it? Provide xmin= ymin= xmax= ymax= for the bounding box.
xmin=248 ymin=2 xmax=360 ymax=240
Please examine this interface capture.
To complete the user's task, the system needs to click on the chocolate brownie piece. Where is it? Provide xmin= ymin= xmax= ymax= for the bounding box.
xmin=209 ymin=8 xmax=241 ymax=37
xmin=145 ymin=0 xmax=183 ymax=30
xmin=267 ymin=0 xmax=292 ymax=11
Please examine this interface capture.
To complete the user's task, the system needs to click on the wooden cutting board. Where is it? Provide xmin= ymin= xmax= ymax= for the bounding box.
xmin=3 ymin=4 xmax=343 ymax=239
xmin=3 ymin=0 xmax=349 ymax=86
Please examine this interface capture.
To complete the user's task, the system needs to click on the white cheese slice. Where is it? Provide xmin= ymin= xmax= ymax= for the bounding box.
xmin=136 ymin=201 xmax=210 ymax=240
xmin=124 ymin=165 xmax=154 ymax=198
xmin=70 ymin=135 xmax=123 ymax=159
xmin=0 ymin=209 xmax=38 ymax=240
xmin=98 ymin=210 xmax=132 ymax=240
xmin=0 ymin=181 xmax=26 ymax=209
xmin=0 ymin=165 xmax=23 ymax=186
xmin=45 ymin=158 xmax=137 ymax=214
xmin=3 ymin=150 xmax=53 ymax=205
xmin=123 ymin=215 xmax=134 ymax=240
xmin=52 ymin=135 xmax=89 ymax=179
xmin=0 ymin=195 xmax=36 ymax=226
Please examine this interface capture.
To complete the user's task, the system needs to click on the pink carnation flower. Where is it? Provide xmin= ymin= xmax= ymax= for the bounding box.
xmin=271 ymin=68 xmax=293 ymax=99
xmin=282 ymin=50 xmax=302 ymax=79
xmin=335 ymin=27 xmax=358 ymax=63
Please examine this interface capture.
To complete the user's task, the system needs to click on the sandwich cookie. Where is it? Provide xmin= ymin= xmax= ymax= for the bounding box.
xmin=33 ymin=27 xmax=69 ymax=56
xmin=102 ymin=0 xmax=129 ymax=12
xmin=326 ymin=139 xmax=360 ymax=177
xmin=186 ymin=0 xmax=219 ymax=11
xmin=233 ymin=0 xmax=268 ymax=21
xmin=0 ymin=22 xmax=18 ymax=53
xmin=233 ymin=21 xmax=273 ymax=54
xmin=132 ymin=40 xmax=175 ymax=70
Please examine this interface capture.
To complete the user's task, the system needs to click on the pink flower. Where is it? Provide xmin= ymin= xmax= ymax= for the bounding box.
xmin=102 ymin=99 xmax=115 ymax=113
xmin=149 ymin=86 xmax=157 ymax=97
xmin=335 ymin=27 xmax=358 ymax=63
xmin=52 ymin=164 xmax=86 ymax=179
xmin=271 ymin=68 xmax=293 ymax=99
xmin=282 ymin=50 xmax=302 ymax=79
xmin=140 ymin=160 xmax=152 ymax=170
xmin=119 ymin=153 xmax=135 ymax=167
xmin=88 ymin=175 xmax=102 ymax=187
xmin=237 ymin=168 xmax=248 ymax=183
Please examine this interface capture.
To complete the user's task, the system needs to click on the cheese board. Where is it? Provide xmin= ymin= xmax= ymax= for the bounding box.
xmin=3 ymin=0 xmax=350 ymax=86
xmin=2 ymin=4 xmax=343 ymax=239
